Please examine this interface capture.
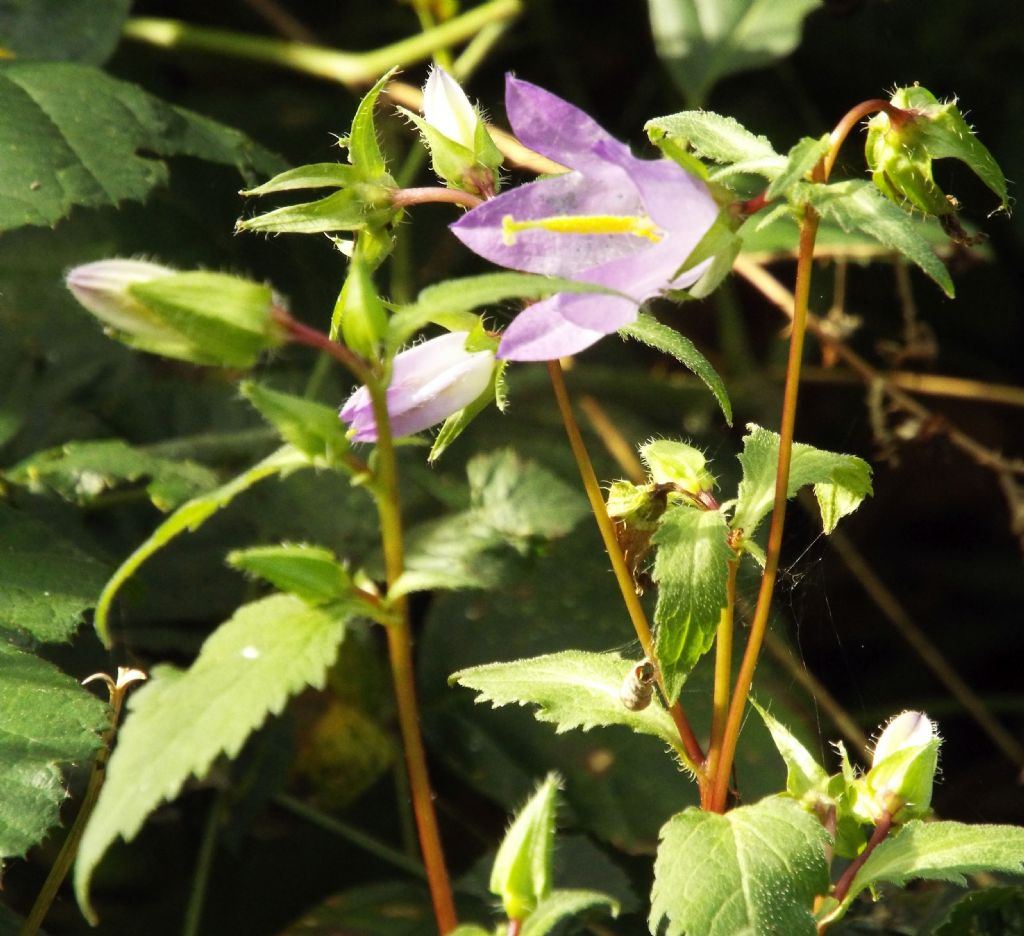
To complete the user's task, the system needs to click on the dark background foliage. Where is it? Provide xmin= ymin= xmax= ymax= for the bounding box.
xmin=1 ymin=1 xmax=1021 ymax=934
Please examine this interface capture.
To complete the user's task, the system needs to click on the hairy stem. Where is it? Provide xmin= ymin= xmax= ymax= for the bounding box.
xmin=546 ymin=360 xmax=705 ymax=776
xmin=123 ymin=0 xmax=522 ymax=87
xmin=708 ymin=208 xmax=820 ymax=813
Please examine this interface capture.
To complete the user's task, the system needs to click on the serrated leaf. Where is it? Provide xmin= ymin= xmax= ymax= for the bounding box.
xmin=766 ymin=134 xmax=830 ymax=200
xmin=829 ymin=821 xmax=1024 ymax=925
xmin=651 ymin=506 xmax=733 ymax=702
xmin=94 ymin=445 xmax=310 ymax=647
xmin=521 ymin=890 xmax=619 ymax=936
xmin=241 ymin=162 xmax=357 ymax=196
xmin=0 ymin=507 xmax=110 ymax=642
xmin=0 ymin=61 xmax=282 ymax=234
xmin=449 ymin=651 xmax=683 ymax=754
xmin=802 ymin=180 xmax=955 ymax=296
xmin=647 ymin=0 xmax=823 ymax=106
xmin=0 ymin=0 xmax=130 ymax=64
xmin=731 ymin=424 xmax=872 ymax=540
xmin=74 ymin=594 xmax=349 ymax=922
xmin=240 ymin=382 xmax=350 ymax=468
xmin=227 ymin=544 xmax=354 ymax=606
xmin=388 ymin=273 xmax=618 ymax=351
xmin=646 ymin=111 xmax=780 ymax=170
xmin=6 ymin=439 xmax=219 ymax=511
xmin=750 ymin=699 xmax=829 ymax=801
xmin=0 ymin=643 xmax=108 ymax=862
xmin=650 ymin=797 xmax=829 ymax=936
xmin=619 ymin=312 xmax=732 ymax=424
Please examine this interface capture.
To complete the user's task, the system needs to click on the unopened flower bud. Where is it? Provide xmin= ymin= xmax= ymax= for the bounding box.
xmin=66 ymin=259 xmax=282 ymax=367
xmin=640 ymin=440 xmax=716 ymax=496
xmin=854 ymin=711 xmax=940 ymax=823
xmin=340 ymin=330 xmax=497 ymax=442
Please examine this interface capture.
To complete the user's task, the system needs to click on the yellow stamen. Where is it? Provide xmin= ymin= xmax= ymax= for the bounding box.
xmin=501 ymin=213 xmax=663 ymax=246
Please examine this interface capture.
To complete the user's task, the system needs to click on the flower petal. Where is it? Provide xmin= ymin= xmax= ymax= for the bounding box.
xmin=505 ymin=77 xmax=631 ymax=172
xmin=497 ymin=295 xmax=631 ymax=361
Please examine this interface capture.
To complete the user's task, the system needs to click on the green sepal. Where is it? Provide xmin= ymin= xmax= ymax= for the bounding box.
xmin=348 ymin=68 xmax=394 ymax=178
xmin=639 ymin=439 xmax=714 ymax=493
xmin=428 ymin=354 xmax=504 ymax=464
xmin=240 ymin=382 xmax=351 ymax=469
xmin=126 ymin=271 xmax=281 ymax=367
xmin=398 ymin=106 xmax=500 ymax=197
xmin=241 ymin=162 xmax=357 ymax=196
xmin=334 ymin=255 xmax=388 ymax=361
xmin=669 ymin=207 xmax=742 ymax=301
xmin=490 ymin=773 xmax=560 ymax=920
xmin=236 ymin=181 xmax=398 ymax=236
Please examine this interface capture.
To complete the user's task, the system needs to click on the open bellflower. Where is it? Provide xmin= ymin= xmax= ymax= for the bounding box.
xmin=340 ymin=331 xmax=496 ymax=442
xmin=451 ymin=77 xmax=720 ymax=361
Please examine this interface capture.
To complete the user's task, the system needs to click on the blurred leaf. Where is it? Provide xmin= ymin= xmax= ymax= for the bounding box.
xmin=0 ymin=506 xmax=109 ymax=642
xmin=0 ymin=61 xmax=283 ymax=234
xmin=451 ymin=651 xmax=683 ymax=752
xmin=521 ymin=890 xmax=619 ymax=936
xmin=801 ymin=180 xmax=955 ymax=296
xmin=934 ymin=885 xmax=1024 ymax=936
xmin=646 ymin=110 xmax=780 ymax=170
xmin=227 ymin=544 xmax=356 ymax=606
xmin=0 ymin=0 xmax=130 ymax=64
xmin=731 ymin=424 xmax=872 ymax=541
xmin=0 ymin=642 xmax=108 ymax=862
xmin=651 ymin=797 xmax=829 ymax=936
xmin=647 ymin=0 xmax=822 ymax=105
xmin=830 ymin=821 xmax=1024 ymax=926
xmin=240 ymin=382 xmax=351 ymax=468
xmin=278 ymin=883 xmax=438 ymax=936
xmin=651 ymin=506 xmax=733 ymax=702
xmin=94 ymin=445 xmax=311 ymax=646
xmin=620 ymin=312 xmax=732 ymax=424
xmin=6 ymin=439 xmax=219 ymax=510
xmin=75 ymin=594 xmax=349 ymax=922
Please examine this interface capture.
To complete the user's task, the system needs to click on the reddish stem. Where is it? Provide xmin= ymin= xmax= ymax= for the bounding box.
xmin=820 ymin=812 xmax=894 ymax=933
xmin=391 ymin=186 xmax=483 ymax=210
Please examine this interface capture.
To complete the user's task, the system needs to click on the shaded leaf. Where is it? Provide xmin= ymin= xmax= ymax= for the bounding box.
xmin=0 ymin=0 xmax=130 ymax=64
xmin=934 ymin=885 xmax=1024 ymax=936
xmin=450 ymin=651 xmax=683 ymax=753
xmin=652 ymin=506 xmax=733 ymax=702
xmin=521 ymin=890 xmax=619 ymax=936
xmin=651 ymin=797 xmax=829 ymax=936
xmin=240 ymin=382 xmax=351 ymax=468
xmin=620 ymin=312 xmax=732 ymax=424
xmin=0 ymin=507 xmax=109 ymax=642
xmin=75 ymin=594 xmax=349 ymax=922
xmin=0 ymin=61 xmax=282 ymax=234
xmin=0 ymin=643 xmax=108 ymax=862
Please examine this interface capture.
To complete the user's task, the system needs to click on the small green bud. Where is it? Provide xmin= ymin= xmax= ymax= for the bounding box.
xmin=866 ymin=86 xmax=1009 ymax=225
xmin=639 ymin=440 xmax=715 ymax=494
xmin=400 ymin=66 xmax=502 ymax=198
xmin=490 ymin=773 xmax=560 ymax=921
xmin=854 ymin=711 xmax=941 ymax=824
xmin=66 ymin=259 xmax=283 ymax=367
xmin=334 ymin=256 xmax=388 ymax=360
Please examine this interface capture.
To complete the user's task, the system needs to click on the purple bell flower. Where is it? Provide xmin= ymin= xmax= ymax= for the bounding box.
xmin=451 ymin=77 xmax=720 ymax=361
xmin=340 ymin=331 xmax=496 ymax=442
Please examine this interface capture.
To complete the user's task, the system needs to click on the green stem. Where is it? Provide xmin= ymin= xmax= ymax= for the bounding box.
xmin=708 ymin=208 xmax=820 ymax=814
xmin=546 ymin=361 xmax=705 ymax=777
xmin=275 ymin=794 xmax=426 ymax=879
xmin=182 ymin=793 xmax=225 ymax=936
xmin=366 ymin=378 xmax=458 ymax=934
xmin=703 ymin=559 xmax=738 ymax=805
xmin=19 ymin=675 xmax=139 ymax=936
xmin=123 ymin=0 xmax=522 ymax=87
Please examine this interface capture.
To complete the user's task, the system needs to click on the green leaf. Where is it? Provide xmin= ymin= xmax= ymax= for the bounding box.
xmin=93 ymin=445 xmax=310 ymax=647
xmin=6 ymin=439 xmax=219 ymax=511
xmin=348 ymin=69 xmax=394 ymax=178
xmin=619 ymin=312 xmax=732 ymax=424
xmin=650 ymin=797 xmax=829 ymax=936
xmin=227 ymin=544 xmax=354 ymax=606
xmin=802 ymin=180 xmax=955 ymax=297
xmin=750 ymin=699 xmax=829 ymax=801
xmin=731 ymin=424 xmax=872 ymax=541
xmin=934 ymin=885 xmax=1024 ymax=936
xmin=766 ymin=134 xmax=830 ymax=200
xmin=521 ymin=890 xmax=619 ymax=936
xmin=388 ymin=273 xmax=618 ymax=352
xmin=449 ymin=651 xmax=684 ymax=754
xmin=74 ymin=594 xmax=349 ymax=922
xmin=0 ymin=643 xmax=108 ymax=862
xmin=651 ymin=506 xmax=733 ymax=702
xmin=0 ymin=507 xmax=110 ymax=642
xmin=0 ymin=0 xmax=130 ymax=64
xmin=0 ymin=61 xmax=282 ymax=234
xmin=236 ymin=187 xmax=369 ymax=235
xmin=646 ymin=110 xmax=780 ymax=169
xmin=646 ymin=0 xmax=823 ymax=106
xmin=240 ymin=382 xmax=351 ymax=468
xmin=241 ymin=162 xmax=357 ymax=196
xmin=827 ymin=821 xmax=1024 ymax=927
